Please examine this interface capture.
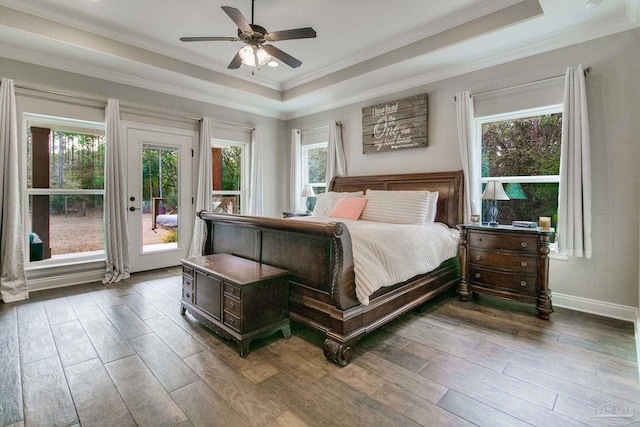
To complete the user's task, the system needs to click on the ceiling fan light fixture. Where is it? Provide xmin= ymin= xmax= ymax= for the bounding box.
xmin=239 ymin=45 xmax=272 ymax=67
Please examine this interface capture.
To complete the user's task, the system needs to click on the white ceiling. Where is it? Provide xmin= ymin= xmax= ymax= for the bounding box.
xmin=0 ymin=0 xmax=637 ymax=119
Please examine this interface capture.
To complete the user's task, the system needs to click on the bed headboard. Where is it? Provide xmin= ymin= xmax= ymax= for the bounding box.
xmin=329 ymin=170 xmax=463 ymax=229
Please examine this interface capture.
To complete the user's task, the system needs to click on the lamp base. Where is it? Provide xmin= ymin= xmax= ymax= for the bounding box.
xmin=487 ymin=200 xmax=499 ymax=227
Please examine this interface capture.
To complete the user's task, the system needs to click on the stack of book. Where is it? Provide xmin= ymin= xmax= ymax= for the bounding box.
xmin=512 ymin=220 xmax=537 ymax=228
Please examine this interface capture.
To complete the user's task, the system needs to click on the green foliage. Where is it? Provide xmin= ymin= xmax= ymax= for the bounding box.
xmin=307 ymin=146 xmax=327 ymax=184
xmin=481 ymin=114 xmax=562 ymax=226
xmin=161 ymin=231 xmax=178 ymax=243
xmin=221 ymin=146 xmax=241 ymax=191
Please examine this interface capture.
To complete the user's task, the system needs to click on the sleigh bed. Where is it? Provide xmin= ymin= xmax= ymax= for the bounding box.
xmin=199 ymin=170 xmax=463 ymax=366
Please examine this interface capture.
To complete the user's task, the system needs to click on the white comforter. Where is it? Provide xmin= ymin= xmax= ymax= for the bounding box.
xmin=293 ymin=216 xmax=459 ymax=305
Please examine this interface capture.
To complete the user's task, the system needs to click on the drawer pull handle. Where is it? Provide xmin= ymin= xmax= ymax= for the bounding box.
xmin=228 ymin=288 xmax=235 ymax=294
xmin=474 ymin=273 xmax=481 ymax=279
xmin=228 ymin=318 xmax=234 ymax=324
xmin=475 ymin=255 xmax=482 ymax=261
xmin=229 ymin=302 xmax=234 ymax=309
xmin=520 ymin=261 xmax=527 ymax=267
xmin=520 ymin=242 xmax=528 ymax=248
xmin=477 ymin=237 xmax=483 ymax=243
xmin=520 ymin=281 xmax=527 ymax=287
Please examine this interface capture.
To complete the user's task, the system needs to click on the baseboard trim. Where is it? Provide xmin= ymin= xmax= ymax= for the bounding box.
xmin=27 ymin=270 xmax=104 ymax=292
xmin=552 ymin=292 xmax=638 ymax=323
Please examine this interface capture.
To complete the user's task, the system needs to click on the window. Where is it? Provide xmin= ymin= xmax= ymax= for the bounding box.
xmin=25 ymin=115 xmax=105 ymax=263
xmin=477 ymin=106 xmax=562 ymax=228
xmin=211 ymin=139 xmax=249 ymax=214
xmin=302 ymin=141 xmax=327 ymax=199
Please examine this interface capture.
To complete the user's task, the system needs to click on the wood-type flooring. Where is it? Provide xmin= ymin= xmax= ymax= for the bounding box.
xmin=0 ymin=267 xmax=638 ymax=427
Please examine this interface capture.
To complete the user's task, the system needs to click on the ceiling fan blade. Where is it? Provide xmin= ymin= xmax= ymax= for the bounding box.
xmin=228 ymin=51 xmax=243 ymax=69
xmin=262 ymin=45 xmax=302 ymax=68
xmin=180 ymin=36 xmax=239 ymax=42
xmin=265 ymin=27 xmax=316 ymax=42
xmin=221 ymin=6 xmax=253 ymax=33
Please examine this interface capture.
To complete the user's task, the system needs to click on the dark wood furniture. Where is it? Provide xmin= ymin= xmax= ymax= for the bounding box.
xmin=282 ymin=212 xmax=311 ymax=218
xmin=457 ymin=224 xmax=554 ymax=319
xmin=181 ymin=254 xmax=291 ymax=357
xmin=198 ymin=171 xmax=463 ymax=366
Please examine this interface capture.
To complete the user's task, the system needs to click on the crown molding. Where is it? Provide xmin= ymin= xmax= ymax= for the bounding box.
xmin=283 ymin=14 xmax=639 ymax=120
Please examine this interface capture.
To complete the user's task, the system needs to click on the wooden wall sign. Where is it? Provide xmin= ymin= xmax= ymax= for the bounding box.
xmin=362 ymin=94 xmax=427 ymax=154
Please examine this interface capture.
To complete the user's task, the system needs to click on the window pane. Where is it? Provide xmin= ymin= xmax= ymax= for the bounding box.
xmin=307 ymin=147 xmax=327 ymax=184
xmin=221 ymin=146 xmax=242 ymax=191
xmin=142 ymin=146 xmax=179 ymax=252
xmin=28 ymin=194 xmax=104 ymax=261
xmin=28 ymin=129 xmax=105 ymax=189
xmin=482 ymin=182 xmax=559 ymax=228
xmin=212 ymin=195 xmax=240 ymax=213
xmin=481 ymin=114 xmax=562 ymax=178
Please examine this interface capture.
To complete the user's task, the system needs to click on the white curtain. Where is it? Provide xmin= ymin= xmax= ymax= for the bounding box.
xmin=103 ymin=99 xmax=130 ymax=283
xmin=290 ymin=129 xmax=303 ymax=212
xmin=188 ymin=117 xmax=212 ymax=257
xmin=247 ymin=126 xmax=264 ymax=216
xmin=0 ymin=78 xmax=28 ymax=302
xmin=456 ymin=91 xmax=481 ymax=223
xmin=557 ymin=65 xmax=592 ymax=258
xmin=327 ymin=121 xmax=347 ymax=183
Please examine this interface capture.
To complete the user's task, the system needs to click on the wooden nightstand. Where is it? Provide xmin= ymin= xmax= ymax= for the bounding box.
xmin=181 ymin=254 xmax=291 ymax=357
xmin=282 ymin=212 xmax=311 ymax=218
xmin=457 ymin=224 xmax=554 ymax=319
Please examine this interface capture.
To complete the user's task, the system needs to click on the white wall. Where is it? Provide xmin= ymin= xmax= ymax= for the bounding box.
xmin=287 ymin=29 xmax=640 ymax=316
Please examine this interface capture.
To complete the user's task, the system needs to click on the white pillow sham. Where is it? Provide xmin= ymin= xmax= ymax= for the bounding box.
xmin=312 ymin=191 xmax=364 ymax=216
xmin=361 ymin=189 xmax=432 ymax=224
xmin=426 ymin=191 xmax=439 ymax=223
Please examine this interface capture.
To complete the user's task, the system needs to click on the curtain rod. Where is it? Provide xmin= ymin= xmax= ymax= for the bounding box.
xmin=301 ymin=122 xmax=341 ymax=133
xmin=7 ymin=81 xmax=254 ymax=131
xmin=454 ymin=67 xmax=592 ymax=101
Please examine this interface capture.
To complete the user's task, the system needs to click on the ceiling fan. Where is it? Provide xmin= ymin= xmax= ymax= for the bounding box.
xmin=180 ymin=0 xmax=316 ymax=70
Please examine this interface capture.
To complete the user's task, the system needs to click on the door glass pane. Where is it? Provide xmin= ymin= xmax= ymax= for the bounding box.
xmin=28 ymin=194 xmax=104 ymax=261
xmin=142 ymin=145 xmax=179 ymax=252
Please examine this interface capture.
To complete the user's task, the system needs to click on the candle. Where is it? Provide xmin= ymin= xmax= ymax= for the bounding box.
xmin=539 ymin=217 xmax=551 ymax=230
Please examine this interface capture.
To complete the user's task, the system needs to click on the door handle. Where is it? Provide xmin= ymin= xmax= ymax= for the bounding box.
xmin=129 ymin=206 xmax=140 ymax=212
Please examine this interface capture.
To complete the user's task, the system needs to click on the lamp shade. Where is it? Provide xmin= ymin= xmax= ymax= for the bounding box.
xmin=302 ymin=184 xmax=316 ymax=198
xmin=482 ymin=181 xmax=510 ymax=201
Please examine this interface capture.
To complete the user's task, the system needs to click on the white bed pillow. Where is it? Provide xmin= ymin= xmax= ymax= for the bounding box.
xmin=361 ymin=189 xmax=432 ymax=224
xmin=312 ymin=191 xmax=364 ymax=216
xmin=426 ymin=191 xmax=439 ymax=223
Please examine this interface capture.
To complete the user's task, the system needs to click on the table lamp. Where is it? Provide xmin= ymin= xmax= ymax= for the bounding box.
xmin=302 ymin=184 xmax=316 ymax=213
xmin=482 ymin=180 xmax=510 ymax=226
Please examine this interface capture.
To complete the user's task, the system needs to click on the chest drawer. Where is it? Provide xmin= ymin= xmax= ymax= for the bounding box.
xmin=224 ymin=283 xmax=240 ymax=299
xmin=469 ymin=266 xmax=537 ymax=297
xmin=469 ymin=249 xmax=537 ymax=274
xmin=224 ymin=296 xmax=241 ymax=317
xmin=468 ymin=231 xmax=537 ymax=253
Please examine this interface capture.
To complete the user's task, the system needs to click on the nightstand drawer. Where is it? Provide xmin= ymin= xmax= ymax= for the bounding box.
xmin=469 ymin=249 xmax=537 ymax=274
xmin=470 ymin=267 xmax=537 ymax=296
xmin=468 ymin=231 xmax=537 ymax=253
xmin=224 ymin=296 xmax=241 ymax=316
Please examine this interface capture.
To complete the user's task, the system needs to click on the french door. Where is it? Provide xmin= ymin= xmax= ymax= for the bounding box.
xmin=124 ymin=123 xmax=196 ymax=272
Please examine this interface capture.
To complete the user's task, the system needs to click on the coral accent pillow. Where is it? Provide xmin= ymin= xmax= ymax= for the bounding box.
xmin=329 ymin=197 xmax=368 ymax=220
